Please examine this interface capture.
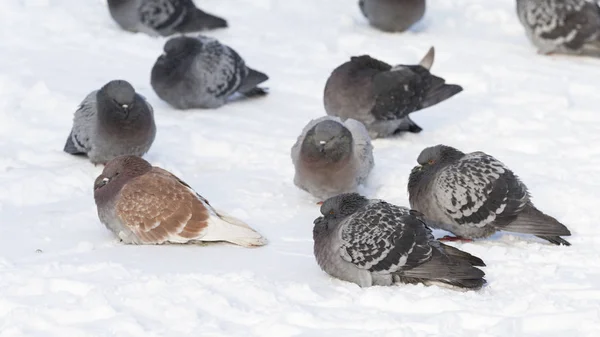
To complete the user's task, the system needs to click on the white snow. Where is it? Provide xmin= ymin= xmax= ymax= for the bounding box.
xmin=1 ymin=0 xmax=600 ymax=336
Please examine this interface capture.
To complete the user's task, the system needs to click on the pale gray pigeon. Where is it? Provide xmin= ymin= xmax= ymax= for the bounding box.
xmin=359 ymin=0 xmax=425 ymax=32
xmin=94 ymin=155 xmax=268 ymax=247
xmin=64 ymin=80 xmax=156 ymax=165
xmin=151 ymin=35 xmax=269 ymax=109
xmin=313 ymin=193 xmax=486 ymax=290
xmin=291 ymin=116 xmax=374 ymax=200
xmin=516 ymin=0 xmax=600 ymax=56
xmin=407 ymin=144 xmax=572 ymax=246
xmin=107 ymin=0 xmax=227 ymax=37
xmin=323 ymin=47 xmax=463 ymax=139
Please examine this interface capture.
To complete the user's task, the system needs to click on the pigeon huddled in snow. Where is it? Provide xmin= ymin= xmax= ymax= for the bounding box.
xmin=107 ymin=0 xmax=227 ymax=37
xmin=64 ymin=80 xmax=156 ymax=165
xmin=407 ymin=144 xmax=572 ymax=246
xmin=94 ymin=155 xmax=268 ymax=247
xmin=359 ymin=0 xmax=425 ymax=32
xmin=313 ymin=193 xmax=486 ymax=290
xmin=291 ymin=116 xmax=374 ymax=200
xmin=323 ymin=47 xmax=463 ymax=139
xmin=151 ymin=35 xmax=269 ymax=109
xmin=516 ymin=0 xmax=600 ymax=57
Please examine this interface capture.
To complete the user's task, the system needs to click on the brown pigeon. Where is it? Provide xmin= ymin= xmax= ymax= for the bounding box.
xmin=93 ymin=155 xmax=267 ymax=247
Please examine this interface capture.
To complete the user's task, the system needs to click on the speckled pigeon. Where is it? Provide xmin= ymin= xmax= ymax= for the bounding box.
xmin=323 ymin=47 xmax=463 ymax=139
xmin=291 ymin=116 xmax=374 ymax=200
xmin=94 ymin=155 xmax=268 ymax=247
xmin=516 ymin=0 xmax=600 ymax=57
xmin=407 ymin=144 xmax=572 ymax=246
xmin=63 ymin=80 xmax=156 ymax=165
xmin=313 ymin=193 xmax=486 ymax=290
xmin=359 ymin=0 xmax=426 ymax=32
xmin=151 ymin=35 xmax=269 ymax=109
xmin=107 ymin=0 xmax=227 ymax=37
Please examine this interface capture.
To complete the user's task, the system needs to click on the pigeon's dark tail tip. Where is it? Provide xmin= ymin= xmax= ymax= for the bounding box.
xmin=242 ymin=87 xmax=269 ymax=97
xmin=180 ymin=9 xmax=228 ymax=33
xmin=536 ymin=235 xmax=572 ymax=246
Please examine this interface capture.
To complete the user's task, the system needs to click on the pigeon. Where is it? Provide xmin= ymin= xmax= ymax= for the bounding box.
xmin=313 ymin=193 xmax=486 ymax=290
xmin=151 ymin=35 xmax=269 ymax=110
xmin=107 ymin=0 xmax=227 ymax=37
xmin=94 ymin=155 xmax=268 ymax=247
xmin=407 ymin=144 xmax=572 ymax=246
xmin=63 ymin=80 xmax=156 ymax=165
xmin=291 ymin=116 xmax=374 ymax=200
xmin=323 ymin=47 xmax=463 ymax=139
xmin=359 ymin=0 xmax=426 ymax=32
xmin=516 ymin=0 xmax=600 ymax=57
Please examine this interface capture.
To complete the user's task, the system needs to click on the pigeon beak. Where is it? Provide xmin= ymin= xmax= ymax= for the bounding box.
xmin=121 ymin=104 xmax=129 ymax=109
xmin=316 ymin=201 xmax=324 ymax=205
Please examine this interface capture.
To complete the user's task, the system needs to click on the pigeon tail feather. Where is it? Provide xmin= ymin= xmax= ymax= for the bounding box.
xmin=502 ymin=203 xmax=571 ymax=246
xmin=178 ymin=8 xmax=227 ymax=33
xmin=202 ymin=213 xmax=268 ymax=247
xmin=238 ymin=68 xmax=269 ymax=95
xmin=421 ymin=76 xmax=463 ymax=110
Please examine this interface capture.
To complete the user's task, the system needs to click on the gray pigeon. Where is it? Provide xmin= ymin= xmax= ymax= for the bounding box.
xmin=151 ymin=35 xmax=269 ymax=109
xmin=107 ymin=0 xmax=227 ymax=37
xmin=359 ymin=0 xmax=425 ymax=32
xmin=291 ymin=116 xmax=374 ymax=200
xmin=64 ymin=80 xmax=156 ymax=165
xmin=516 ymin=0 xmax=600 ymax=57
xmin=313 ymin=193 xmax=486 ymax=290
xmin=94 ymin=155 xmax=267 ymax=247
xmin=407 ymin=144 xmax=572 ymax=246
xmin=323 ymin=47 xmax=463 ymax=139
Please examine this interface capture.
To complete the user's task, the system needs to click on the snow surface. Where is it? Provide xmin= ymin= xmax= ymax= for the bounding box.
xmin=1 ymin=0 xmax=600 ymax=336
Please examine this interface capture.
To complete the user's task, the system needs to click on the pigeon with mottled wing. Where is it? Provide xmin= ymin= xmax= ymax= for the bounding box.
xmin=107 ymin=0 xmax=227 ymax=37
xmin=291 ymin=116 xmax=374 ymax=200
xmin=313 ymin=193 xmax=486 ymax=290
xmin=64 ymin=80 xmax=156 ymax=165
xmin=323 ymin=47 xmax=463 ymax=139
xmin=516 ymin=0 xmax=600 ymax=56
xmin=151 ymin=35 xmax=269 ymax=109
xmin=408 ymin=144 xmax=572 ymax=245
xmin=359 ymin=0 xmax=426 ymax=32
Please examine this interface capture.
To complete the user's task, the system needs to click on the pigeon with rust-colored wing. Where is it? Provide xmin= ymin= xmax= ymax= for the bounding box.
xmin=313 ymin=193 xmax=486 ymax=290
xmin=151 ymin=35 xmax=269 ymax=109
xmin=407 ymin=144 xmax=572 ymax=246
xmin=63 ymin=80 xmax=156 ymax=165
xmin=291 ymin=116 xmax=374 ymax=200
xmin=323 ymin=47 xmax=463 ymax=139
xmin=94 ymin=155 xmax=267 ymax=247
xmin=107 ymin=0 xmax=227 ymax=37
xmin=516 ymin=0 xmax=600 ymax=57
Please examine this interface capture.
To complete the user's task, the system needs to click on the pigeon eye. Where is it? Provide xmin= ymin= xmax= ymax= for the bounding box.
xmin=329 ymin=210 xmax=334 ymax=215
xmin=428 ymin=160 xmax=435 ymax=165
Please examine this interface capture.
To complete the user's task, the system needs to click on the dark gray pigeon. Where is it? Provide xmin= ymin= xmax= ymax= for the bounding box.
xmin=313 ymin=193 xmax=486 ymax=290
xmin=359 ymin=0 xmax=425 ymax=32
xmin=407 ymin=144 xmax=572 ymax=246
xmin=64 ymin=80 xmax=156 ymax=165
xmin=107 ymin=0 xmax=227 ymax=37
xmin=516 ymin=0 xmax=600 ymax=57
xmin=323 ymin=47 xmax=463 ymax=139
xmin=291 ymin=116 xmax=374 ymax=200
xmin=151 ymin=35 xmax=269 ymax=109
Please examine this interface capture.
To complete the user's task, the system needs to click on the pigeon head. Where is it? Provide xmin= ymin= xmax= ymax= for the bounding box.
xmin=94 ymin=155 xmax=152 ymax=205
xmin=97 ymin=80 xmax=136 ymax=118
xmin=301 ymin=120 xmax=353 ymax=164
xmin=320 ymin=193 xmax=369 ymax=218
xmin=408 ymin=144 xmax=465 ymax=195
xmin=163 ymin=36 xmax=204 ymax=58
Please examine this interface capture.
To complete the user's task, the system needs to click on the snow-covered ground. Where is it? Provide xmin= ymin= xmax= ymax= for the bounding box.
xmin=1 ymin=0 xmax=600 ymax=335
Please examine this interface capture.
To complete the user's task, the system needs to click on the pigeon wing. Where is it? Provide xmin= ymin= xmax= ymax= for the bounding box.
xmin=339 ymin=202 xmax=434 ymax=273
xmin=433 ymin=152 xmax=530 ymax=229
xmin=115 ymin=169 xmax=210 ymax=244
xmin=369 ymin=65 xmax=431 ymax=121
xmin=139 ymin=0 xmax=187 ymax=34
xmin=194 ymin=38 xmax=246 ymax=99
